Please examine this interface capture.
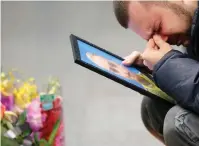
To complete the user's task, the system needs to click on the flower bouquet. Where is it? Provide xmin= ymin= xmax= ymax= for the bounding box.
xmin=1 ymin=70 xmax=65 ymax=146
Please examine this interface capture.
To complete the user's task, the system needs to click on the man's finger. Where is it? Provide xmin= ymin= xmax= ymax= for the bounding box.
xmin=154 ymin=45 xmax=159 ymax=50
xmin=146 ymin=39 xmax=155 ymax=49
xmin=142 ymin=48 xmax=157 ymax=65
xmin=135 ymin=57 xmax=144 ymax=66
xmin=122 ymin=51 xmax=141 ymax=65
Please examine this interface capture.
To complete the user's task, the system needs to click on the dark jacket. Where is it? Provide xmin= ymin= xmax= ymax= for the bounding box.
xmin=153 ymin=4 xmax=199 ymax=115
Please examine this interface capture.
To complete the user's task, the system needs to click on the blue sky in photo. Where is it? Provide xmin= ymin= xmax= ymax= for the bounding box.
xmin=77 ymin=39 xmax=144 ymax=89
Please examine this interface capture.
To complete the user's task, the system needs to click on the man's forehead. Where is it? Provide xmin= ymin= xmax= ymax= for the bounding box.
xmin=128 ymin=1 xmax=150 ymax=25
xmin=127 ymin=4 xmax=154 ymax=40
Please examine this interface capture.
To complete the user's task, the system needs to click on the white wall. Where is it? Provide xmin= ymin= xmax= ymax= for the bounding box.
xmin=2 ymin=1 xmax=163 ymax=146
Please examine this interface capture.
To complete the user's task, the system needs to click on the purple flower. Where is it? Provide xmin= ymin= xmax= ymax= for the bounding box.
xmin=1 ymin=93 xmax=14 ymax=111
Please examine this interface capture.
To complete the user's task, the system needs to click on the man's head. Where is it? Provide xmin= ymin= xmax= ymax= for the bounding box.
xmin=113 ymin=1 xmax=198 ymax=46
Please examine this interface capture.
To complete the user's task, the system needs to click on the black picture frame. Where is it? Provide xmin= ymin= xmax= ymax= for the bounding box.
xmin=70 ymin=34 xmax=170 ymax=101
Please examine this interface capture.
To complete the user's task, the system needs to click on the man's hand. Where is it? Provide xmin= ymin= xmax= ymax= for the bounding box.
xmin=122 ymin=51 xmax=144 ymax=66
xmin=122 ymin=35 xmax=172 ymax=70
xmin=142 ymin=35 xmax=172 ymax=70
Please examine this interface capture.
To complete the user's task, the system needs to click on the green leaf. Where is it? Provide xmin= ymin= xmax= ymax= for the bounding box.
xmin=48 ymin=119 xmax=61 ymax=145
xmin=1 ymin=122 xmax=8 ymax=134
xmin=16 ymin=110 xmax=26 ymax=126
xmin=21 ymin=129 xmax=31 ymax=138
xmin=1 ymin=118 xmax=13 ymax=130
xmin=1 ymin=136 xmax=20 ymax=146
xmin=39 ymin=139 xmax=50 ymax=146
xmin=34 ymin=133 xmax=40 ymax=145
xmin=5 ymin=120 xmax=14 ymax=130
xmin=15 ymin=136 xmax=24 ymax=144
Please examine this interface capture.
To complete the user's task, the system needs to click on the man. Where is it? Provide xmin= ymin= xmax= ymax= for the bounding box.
xmin=113 ymin=1 xmax=199 ymax=146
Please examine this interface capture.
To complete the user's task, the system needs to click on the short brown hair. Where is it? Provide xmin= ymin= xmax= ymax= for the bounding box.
xmin=113 ymin=1 xmax=130 ymax=29
xmin=113 ymin=1 xmax=190 ymax=29
xmin=112 ymin=1 xmax=163 ymax=29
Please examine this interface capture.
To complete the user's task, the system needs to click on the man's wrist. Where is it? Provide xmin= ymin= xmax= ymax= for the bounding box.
xmin=153 ymin=49 xmax=182 ymax=74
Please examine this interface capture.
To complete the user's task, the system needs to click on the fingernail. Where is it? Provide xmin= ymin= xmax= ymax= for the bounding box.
xmin=122 ymin=60 xmax=126 ymax=64
xmin=123 ymin=60 xmax=129 ymax=64
xmin=124 ymin=60 xmax=129 ymax=64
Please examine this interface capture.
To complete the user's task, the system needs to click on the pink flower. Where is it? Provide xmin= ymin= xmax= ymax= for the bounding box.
xmin=27 ymin=95 xmax=64 ymax=145
xmin=26 ymin=97 xmax=43 ymax=131
xmin=54 ymin=121 xmax=64 ymax=146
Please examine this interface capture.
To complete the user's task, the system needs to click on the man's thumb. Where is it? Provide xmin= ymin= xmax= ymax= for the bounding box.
xmin=153 ymin=35 xmax=165 ymax=48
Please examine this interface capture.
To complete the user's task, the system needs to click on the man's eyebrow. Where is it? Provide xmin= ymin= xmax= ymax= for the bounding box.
xmin=107 ymin=62 xmax=119 ymax=72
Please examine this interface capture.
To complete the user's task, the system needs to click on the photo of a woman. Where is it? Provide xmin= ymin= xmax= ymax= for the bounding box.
xmin=86 ymin=52 xmax=175 ymax=103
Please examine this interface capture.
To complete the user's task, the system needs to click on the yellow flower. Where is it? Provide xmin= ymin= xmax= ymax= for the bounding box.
xmin=13 ymin=79 xmax=39 ymax=109
xmin=0 ymin=73 xmax=15 ymax=96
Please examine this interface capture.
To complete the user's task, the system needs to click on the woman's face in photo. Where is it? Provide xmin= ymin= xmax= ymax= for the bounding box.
xmin=86 ymin=52 xmax=136 ymax=79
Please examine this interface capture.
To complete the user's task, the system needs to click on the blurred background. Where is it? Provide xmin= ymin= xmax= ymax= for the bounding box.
xmin=2 ymin=1 xmax=163 ymax=146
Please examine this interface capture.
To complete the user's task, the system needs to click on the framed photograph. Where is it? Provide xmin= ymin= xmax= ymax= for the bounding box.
xmin=70 ymin=34 xmax=175 ymax=104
